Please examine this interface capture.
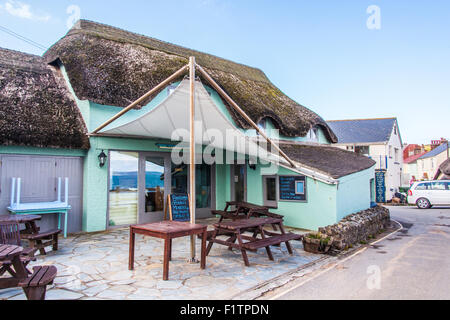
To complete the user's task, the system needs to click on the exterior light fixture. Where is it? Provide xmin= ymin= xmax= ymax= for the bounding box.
xmin=249 ymin=163 xmax=257 ymax=171
xmin=98 ymin=150 xmax=107 ymax=168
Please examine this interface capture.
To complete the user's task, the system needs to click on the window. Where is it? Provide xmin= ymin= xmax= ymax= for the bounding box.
xmin=263 ymin=176 xmax=278 ymax=208
xmin=308 ymin=127 xmax=319 ymax=142
xmin=355 ymin=146 xmax=369 ymax=155
xmin=295 ymin=181 xmax=305 ymax=195
xmin=394 ymin=125 xmax=397 ymax=135
xmin=394 ymin=148 xmax=399 ymax=162
xmin=389 ymin=146 xmax=393 ymax=158
xmin=257 ymin=119 xmax=267 ymax=132
xmin=415 ymin=182 xmax=432 ymax=190
xmin=432 ymin=182 xmax=447 ymax=190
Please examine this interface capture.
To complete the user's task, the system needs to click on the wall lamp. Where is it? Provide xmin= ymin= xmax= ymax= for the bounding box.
xmin=98 ymin=150 xmax=107 ymax=168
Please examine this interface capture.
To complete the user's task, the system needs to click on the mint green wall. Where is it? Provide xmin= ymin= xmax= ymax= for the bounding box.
xmin=336 ymin=166 xmax=375 ymax=221
xmin=247 ymin=165 xmax=337 ymax=231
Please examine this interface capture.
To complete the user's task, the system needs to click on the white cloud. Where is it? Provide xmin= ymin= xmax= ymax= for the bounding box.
xmin=1 ymin=0 xmax=51 ymax=22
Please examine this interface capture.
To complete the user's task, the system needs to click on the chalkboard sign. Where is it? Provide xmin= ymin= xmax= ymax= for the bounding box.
xmin=279 ymin=176 xmax=307 ymax=201
xmin=375 ymin=171 xmax=386 ymax=203
xmin=168 ymin=194 xmax=190 ymax=222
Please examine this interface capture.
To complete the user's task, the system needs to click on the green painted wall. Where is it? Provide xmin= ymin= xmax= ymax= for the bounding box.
xmin=246 ymin=165 xmax=337 ymax=231
xmin=336 ymin=166 xmax=375 ymax=221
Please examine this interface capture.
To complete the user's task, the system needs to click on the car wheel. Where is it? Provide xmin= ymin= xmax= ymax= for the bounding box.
xmin=416 ymin=198 xmax=431 ymax=209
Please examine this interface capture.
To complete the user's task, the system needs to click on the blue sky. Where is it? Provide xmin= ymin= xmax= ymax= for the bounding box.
xmin=0 ymin=0 xmax=449 ymax=144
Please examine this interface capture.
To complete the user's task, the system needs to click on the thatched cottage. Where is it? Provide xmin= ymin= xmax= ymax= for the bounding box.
xmin=0 ymin=20 xmax=376 ymax=234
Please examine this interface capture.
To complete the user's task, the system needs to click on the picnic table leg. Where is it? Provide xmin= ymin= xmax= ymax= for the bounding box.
xmin=278 ymin=224 xmax=293 ymax=255
xmin=206 ymin=229 xmax=218 ymax=256
xmin=128 ymin=229 xmax=135 ymax=271
xmin=11 ymin=255 xmax=28 ymax=280
xmin=163 ymin=238 xmax=171 ymax=281
xmin=259 ymin=226 xmax=274 ymax=261
xmin=201 ymin=230 xmax=207 ymax=270
xmin=168 ymin=239 xmax=172 ymax=261
xmin=236 ymin=232 xmax=250 ymax=267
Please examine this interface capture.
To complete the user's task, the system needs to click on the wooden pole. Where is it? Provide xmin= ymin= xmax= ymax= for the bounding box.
xmin=189 ymin=56 xmax=197 ymax=262
xmin=195 ymin=63 xmax=297 ymax=168
xmin=92 ymin=64 xmax=189 ymax=134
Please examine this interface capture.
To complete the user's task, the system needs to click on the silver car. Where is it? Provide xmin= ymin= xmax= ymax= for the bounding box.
xmin=408 ymin=180 xmax=450 ymax=209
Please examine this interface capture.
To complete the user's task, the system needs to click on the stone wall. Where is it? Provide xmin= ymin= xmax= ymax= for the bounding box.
xmin=318 ymin=206 xmax=391 ymax=250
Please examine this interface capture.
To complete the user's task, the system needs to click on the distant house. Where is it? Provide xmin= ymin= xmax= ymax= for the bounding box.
xmin=327 ymin=118 xmax=403 ymax=202
xmin=403 ymin=151 xmax=427 ymax=185
xmin=416 ymin=142 xmax=449 ymax=181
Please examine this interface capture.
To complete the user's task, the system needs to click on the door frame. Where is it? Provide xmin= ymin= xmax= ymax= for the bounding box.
xmin=230 ymin=162 xmax=247 ymax=203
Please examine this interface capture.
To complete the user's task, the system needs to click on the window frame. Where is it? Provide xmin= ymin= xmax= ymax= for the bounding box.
xmin=262 ymin=175 xmax=278 ymax=208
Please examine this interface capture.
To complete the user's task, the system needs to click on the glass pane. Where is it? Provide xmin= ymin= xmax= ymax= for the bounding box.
xmin=266 ymin=177 xmax=276 ymax=201
xmin=171 ymin=163 xmax=188 ymax=195
xmin=145 ymin=157 xmax=165 ymax=213
xmin=235 ymin=165 xmax=245 ymax=203
xmin=109 ymin=151 xmax=138 ymax=226
xmin=432 ymin=182 xmax=446 ymax=190
xmin=196 ymin=164 xmax=211 ymax=209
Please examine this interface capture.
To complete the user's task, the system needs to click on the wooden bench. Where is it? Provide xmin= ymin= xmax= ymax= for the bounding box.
xmin=242 ymin=233 xmax=303 ymax=251
xmin=21 ymin=229 xmax=62 ymax=255
xmin=19 ymin=265 xmax=57 ymax=300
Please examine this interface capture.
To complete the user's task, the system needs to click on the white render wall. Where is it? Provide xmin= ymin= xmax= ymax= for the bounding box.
xmin=331 ymin=122 xmax=403 ymax=201
xmin=416 ymin=149 xmax=449 ymax=180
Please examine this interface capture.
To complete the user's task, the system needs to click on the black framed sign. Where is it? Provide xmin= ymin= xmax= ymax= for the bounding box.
xmin=279 ymin=176 xmax=307 ymax=202
xmin=168 ymin=194 xmax=190 ymax=222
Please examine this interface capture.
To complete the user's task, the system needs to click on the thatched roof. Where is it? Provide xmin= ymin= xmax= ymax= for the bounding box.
xmin=0 ymin=47 xmax=89 ymax=149
xmin=44 ymin=20 xmax=337 ymax=142
xmin=280 ymin=143 xmax=376 ymax=179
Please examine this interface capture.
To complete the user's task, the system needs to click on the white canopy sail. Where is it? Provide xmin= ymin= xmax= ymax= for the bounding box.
xmin=101 ymin=79 xmax=287 ymax=165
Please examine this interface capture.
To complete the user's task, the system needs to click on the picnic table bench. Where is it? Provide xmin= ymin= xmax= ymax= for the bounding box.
xmin=206 ymin=217 xmax=302 ymax=266
xmin=0 ymin=215 xmax=61 ymax=255
xmin=19 ymin=266 xmax=57 ymax=300
xmin=0 ymin=244 xmax=57 ymax=300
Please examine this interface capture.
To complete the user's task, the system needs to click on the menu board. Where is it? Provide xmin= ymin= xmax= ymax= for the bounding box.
xmin=169 ymin=194 xmax=190 ymax=222
xmin=279 ymin=176 xmax=307 ymax=201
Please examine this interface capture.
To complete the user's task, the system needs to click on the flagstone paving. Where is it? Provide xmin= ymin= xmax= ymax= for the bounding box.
xmin=1 ymin=220 xmax=321 ymax=300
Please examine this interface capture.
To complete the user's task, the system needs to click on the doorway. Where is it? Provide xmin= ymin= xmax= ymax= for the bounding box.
xmin=231 ymin=163 xmax=247 ymax=203
xmin=108 ymin=150 xmax=215 ymax=227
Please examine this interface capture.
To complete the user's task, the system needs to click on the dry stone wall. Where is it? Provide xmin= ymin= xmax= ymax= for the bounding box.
xmin=318 ymin=206 xmax=391 ymax=250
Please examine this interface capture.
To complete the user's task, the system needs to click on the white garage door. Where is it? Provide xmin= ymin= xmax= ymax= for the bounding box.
xmin=0 ymin=154 xmax=84 ymax=234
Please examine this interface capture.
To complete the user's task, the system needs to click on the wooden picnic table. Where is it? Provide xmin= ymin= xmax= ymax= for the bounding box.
xmin=206 ymin=217 xmax=302 ymax=267
xmin=0 ymin=214 xmax=60 ymax=255
xmin=129 ymin=221 xmax=208 ymax=281
xmin=213 ymin=201 xmax=284 ymax=222
xmin=0 ymin=244 xmax=29 ymax=290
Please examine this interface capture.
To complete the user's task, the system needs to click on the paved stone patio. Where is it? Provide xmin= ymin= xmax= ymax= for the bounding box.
xmin=1 ymin=220 xmax=320 ymax=300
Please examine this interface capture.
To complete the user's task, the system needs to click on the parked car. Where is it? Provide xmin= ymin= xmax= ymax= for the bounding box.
xmin=408 ymin=180 xmax=450 ymax=209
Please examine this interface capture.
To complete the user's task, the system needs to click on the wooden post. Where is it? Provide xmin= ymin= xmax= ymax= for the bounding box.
xmin=92 ymin=64 xmax=189 ymax=134
xmin=195 ymin=63 xmax=297 ymax=168
xmin=189 ymin=56 xmax=196 ymax=262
